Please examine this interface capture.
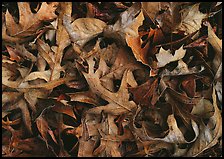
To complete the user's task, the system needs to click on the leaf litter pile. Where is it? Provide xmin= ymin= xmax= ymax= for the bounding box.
xmin=2 ymin=2 xmax=222 ymax=157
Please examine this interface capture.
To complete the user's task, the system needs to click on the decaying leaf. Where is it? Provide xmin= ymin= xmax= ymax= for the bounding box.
xmin=2 ymin=2 xmax=222 ymax=157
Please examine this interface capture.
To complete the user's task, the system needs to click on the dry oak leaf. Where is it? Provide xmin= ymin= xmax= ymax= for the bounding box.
xmin=156 ymin=46 xmax=186 ymax=68
xmin=68 ymin=90 xmax=101 ymax=106
xmin=176 ymin=3 xmax=207 ymax=35
xmin=5 ymin=2 xmax=58 ymax=38
xmin=103 ymin=2 xmax=144 ymax=45
xmin=82 ymin=57 xmax=138 ymax=115
xmin=204 ymin=21 xmax=222 ymax=103
xmin=153 ymin=2 xmax=182 ymax=33
xmin=92 ymin=114 xmax=122 ymax=157
xmin=205 ymin=21 xmax=222 ymax=73
xmin=63 ymin=14 xmax=106 ymax=48
xmin=132 ymin=112 xmax=199 ymax=144
xmin=129 ymin=78 xmax=159 ymax=107
xmin=99 ymin=46 xmax=142 ymax=92
xmin=2 ymin=57 xmax=29 ymax=88
xmin=141 ymin=2 xmax=161 ymax=21
xmin=186 ymin=88 xmax=222 ymax=156
xmin=126 ymin=28 xmax=161 ymax=66
xmin=51 ymin=2 xmax=72 ymax=81
xmin=36 ymin=115 xmax=58 ymax=147
xmin=5 ymin=45 xmax=21 ymax=62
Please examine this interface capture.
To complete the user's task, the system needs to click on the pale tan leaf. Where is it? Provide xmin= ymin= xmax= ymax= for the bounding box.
xmin=177 ymin=3 xmax=207 ymax=35
xmin=63 ymin=15 xmax=106 ymax=48
xmin=156 ymin=46 xmax=186 ymax=68
xmin=24 ymin=70 xmax=51 ymax=82
xmin=191 ymin=98 xmax=214 ymax=118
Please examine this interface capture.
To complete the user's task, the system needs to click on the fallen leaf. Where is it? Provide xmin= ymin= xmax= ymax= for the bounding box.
xmin=141 ymin=2 xmax=161 ymax=21
xmin=156 ymin=46 xmax=186 ymax=68
xmin=63 ymin=15 xmax=106 ymax=48
xmin=176 ymin=3 xmax=207 ymax=35
xmin=186 ymin=88 xmax=222 ymax=156
xmin=36 ymin=115 xmax=58 ymax=147
xmin=5 ymin=2 xmax=58 ymax=38
xmin=104 ymin=2 xmax=144 ymax=45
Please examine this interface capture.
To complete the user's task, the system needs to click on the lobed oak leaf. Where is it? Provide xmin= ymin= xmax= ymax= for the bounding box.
xmin=5 ymin=2 xmax=58 ymax=38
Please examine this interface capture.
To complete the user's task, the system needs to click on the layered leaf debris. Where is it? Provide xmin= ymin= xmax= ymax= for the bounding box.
xmin=2 ymin=2 xmax=222 ymax=157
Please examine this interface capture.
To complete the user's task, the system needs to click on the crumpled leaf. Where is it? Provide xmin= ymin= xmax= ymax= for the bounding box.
xmin=161 ymin=59 xmax=205 ymax=77
xmin=186 ymin=88 xmax=222 ymax=156
xmin=5 ymin=45 xmax=21 ymax=62
xmin=132 ymin=112 xmax=199 ymax=144
xmin=204 ymin=21 xmax=222 ymax=103
xmin=2 ymin=2 xmax=222 ymax=157
xmin=5 ymin=2 xmax=58 ymax=38
xmin=126 ymin=28 xmax=163 ymax=66
xmin=36 ymin=115 xmax=58 ymax=147
xmin=206 ymin=21 xmax=222 ymax=71
xmin=104 ymin=2 xmax=144 ymax=45
xmin=156 ymin=46 xmax=186 ymax=68
xmin=63 ymin=15 xmax=106 ymax=48
xmin=176 ymin=3 xmax=207 ymax=35
xmin=154 ymin=2 xmax=183 ymax=33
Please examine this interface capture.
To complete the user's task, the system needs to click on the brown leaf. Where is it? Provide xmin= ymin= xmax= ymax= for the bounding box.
xmin=104 ymin=2 xmax=144 ymax=45
xmin=141 ymin=2 xmax=161 ymax=21
xmin=6 ymin=46 xmax=21 ymax=62
xmin=129 ymin=78 xmax=159 ymax=107
xmin=36 ymin=115 xmax=58 ymax=146
xmin=186 ymin=88 xmax=222 ymax=156
xmin=181 ymin=75 xmax=197 ymax=98
xmin=5 ymin=2 xmax=58 ymax=38
xmin=68 ymin=90 xmax=100 ymax=106
xmin=51 ymin=102 xmax=77 ymax=120
xmin=63 ymin=15 xmax=106 ymax=48
xmin=83 ymin=57 xmax=138 ymax=114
